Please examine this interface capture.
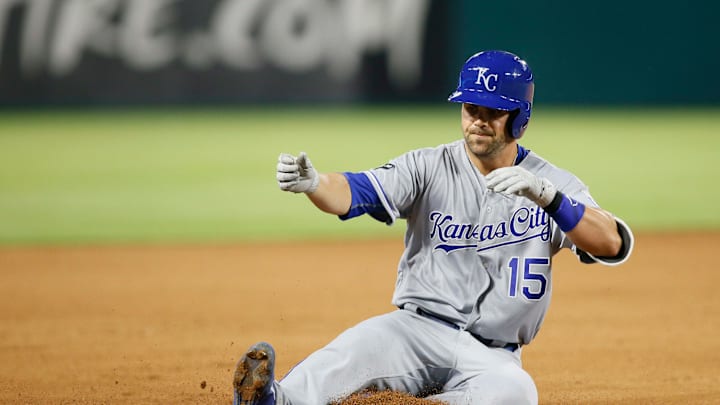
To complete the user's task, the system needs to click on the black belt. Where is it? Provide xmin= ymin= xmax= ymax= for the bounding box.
xmin=402 ymin=304 xmax=519 ymax=352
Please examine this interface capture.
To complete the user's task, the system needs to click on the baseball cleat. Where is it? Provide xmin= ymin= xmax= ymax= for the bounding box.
xmin=233 ymin=342 xmax=276 ymax=405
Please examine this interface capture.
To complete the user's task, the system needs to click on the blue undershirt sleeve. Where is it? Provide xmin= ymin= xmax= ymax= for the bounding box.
xmin=339 ymin=172 xmax=392 ymax=224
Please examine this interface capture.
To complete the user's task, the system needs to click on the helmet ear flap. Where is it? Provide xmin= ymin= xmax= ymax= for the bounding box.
xmin=506 ymin=109 xmax=520 ymax=138
xmin=511 ymin=100 xmax=532 ymax=138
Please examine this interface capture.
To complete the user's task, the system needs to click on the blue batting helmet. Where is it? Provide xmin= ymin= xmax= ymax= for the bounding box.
xmin=448 ymin=50 xmax=534 ymax=139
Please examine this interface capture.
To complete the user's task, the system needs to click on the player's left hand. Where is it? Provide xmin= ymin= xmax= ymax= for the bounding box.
xmin=486 ymin=166 xmax=557 ymax=208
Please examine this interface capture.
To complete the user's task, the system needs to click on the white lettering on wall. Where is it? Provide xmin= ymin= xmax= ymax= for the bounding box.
xmin=120 ymin=0 xmax=177 ymax=70
xmin=50 ymin=0 xmax=120 ymax=76
xmin=0 ymin=0 xmax=432 ymax=88
xmin=211 ymin=0 xmax=263 ymax=69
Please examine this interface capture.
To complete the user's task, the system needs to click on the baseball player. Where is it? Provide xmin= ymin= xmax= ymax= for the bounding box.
xmin=233 ymin=50 xmax=634 ymax=405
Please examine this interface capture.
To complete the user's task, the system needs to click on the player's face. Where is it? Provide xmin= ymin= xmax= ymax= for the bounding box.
xmin=461 ymin=103 xmax=512 ymax=159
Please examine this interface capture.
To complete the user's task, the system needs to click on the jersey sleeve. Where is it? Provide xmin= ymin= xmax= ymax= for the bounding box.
xmin=338 ymin=150 xmax=427 ymax=225
xmin=368 ymin=151 xmax=427 ymax=219
xmin=338 ymin=171 xmax=399 ymax=225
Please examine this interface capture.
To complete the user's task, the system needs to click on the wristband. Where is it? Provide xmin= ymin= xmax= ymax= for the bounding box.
xmin=544 ymin=192 xmax=585 ymax=232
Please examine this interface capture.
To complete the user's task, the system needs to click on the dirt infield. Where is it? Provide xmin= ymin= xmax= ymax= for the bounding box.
xmin=1 ymin=232 xmax=719 ymax=404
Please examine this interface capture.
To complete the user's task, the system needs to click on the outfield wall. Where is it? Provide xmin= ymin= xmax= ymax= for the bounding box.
xmin=451 ymin=0 xmax=719 ymax=105
xmin=0 ymin=0 xmax=717 ymax=106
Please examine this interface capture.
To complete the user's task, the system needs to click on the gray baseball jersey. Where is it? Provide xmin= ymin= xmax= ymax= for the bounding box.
xmin=274 ymin=140 xmax=633 ymax=405
xmin=362 ymin=139 xmax=631 ymax=346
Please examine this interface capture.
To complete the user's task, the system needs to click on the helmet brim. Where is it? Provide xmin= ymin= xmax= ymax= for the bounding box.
xmin=447 ymin=89 xmax=521 ymax=111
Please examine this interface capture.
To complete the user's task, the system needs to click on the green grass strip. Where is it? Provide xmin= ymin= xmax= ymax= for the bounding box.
xmin=0 ymin=106 xmax=717 ymax=245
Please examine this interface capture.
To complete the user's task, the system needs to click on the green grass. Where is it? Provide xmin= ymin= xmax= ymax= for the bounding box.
xmin=0 ymin=106 xmax=717 ymax=245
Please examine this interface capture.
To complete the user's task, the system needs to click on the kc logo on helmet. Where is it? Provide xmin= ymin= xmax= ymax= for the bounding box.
xmin=469 ymin=67 xmax=498 ymax=91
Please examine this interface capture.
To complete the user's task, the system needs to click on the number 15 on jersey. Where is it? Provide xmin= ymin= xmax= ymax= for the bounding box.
xmin=508 ymin=257 xmax=550 ymax=300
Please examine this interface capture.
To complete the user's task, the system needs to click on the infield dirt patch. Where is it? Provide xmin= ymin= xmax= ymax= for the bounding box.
xmin=1 ymin=232 xmax=719 ymax=404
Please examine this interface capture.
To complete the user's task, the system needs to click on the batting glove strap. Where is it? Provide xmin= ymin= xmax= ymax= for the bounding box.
xmin=544 ymin=191 xmax=586 ymax=232
xmin=533 ymin=177 xmax=557 ymax=208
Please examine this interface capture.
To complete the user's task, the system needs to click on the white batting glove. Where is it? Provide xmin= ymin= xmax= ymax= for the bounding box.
xmin=486 ymin=166 xmax=557 ymax=208
xmin=276 ymin=152 xmax=320 ymax=193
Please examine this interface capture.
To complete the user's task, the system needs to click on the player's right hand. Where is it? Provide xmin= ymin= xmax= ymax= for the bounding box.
xmin=276 ymin=152 xmax=320 ymax=194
